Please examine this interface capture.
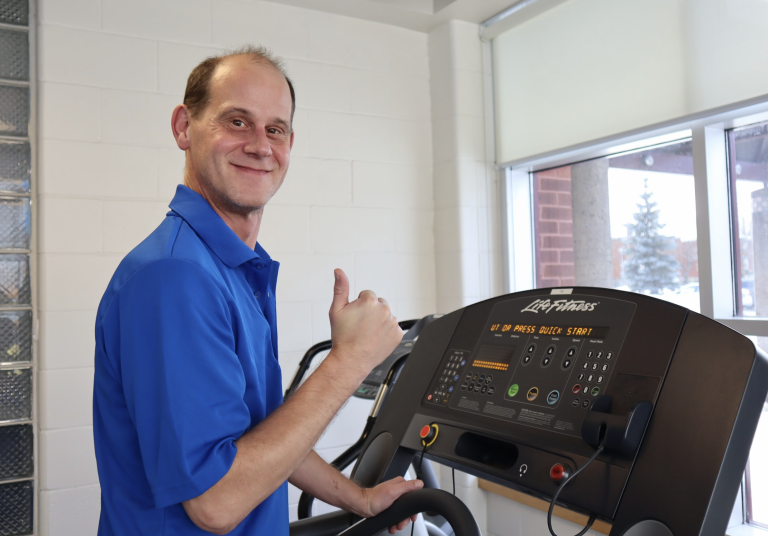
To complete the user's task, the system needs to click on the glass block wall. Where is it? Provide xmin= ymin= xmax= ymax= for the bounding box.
xmin=0 ymin=0 xmax=34 ymax=535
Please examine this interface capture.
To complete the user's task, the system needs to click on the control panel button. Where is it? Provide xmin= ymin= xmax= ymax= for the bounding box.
xmin=454 ymin=374 xmax=460 ymax=381
xmin=419 ymin=424 xmax=439 ymax=446
xmin=485 ymin=375 xmax=493 ymax=383
xmin=448 ymin=386 xmax=454 ymax=393
xmin=474 ymin=384 xmax=481 ymax=393
xmin=472 ymin=373 xmax=479 ymax=381
xmin=468 ymin=383 xmax=474 ymax=391
xmin=480 ymin=385 xmax=488 ymax=394
xmin=461 ymin=382 xmax=468 ymax=390
xmin=587 ymin=374 xmax=594 ymax=382
xmin=527 ymin=387 xmax=539 ymax=401
xmin=591 ymin=386 xmax=601 ymax=396
xmin=582 ymin=362 xmax=589 ymax=370
xmin=487 ymin=386 xmax=496 ymax=395
xmin=601 ymin=364 xmax=609 ymax=372
xmin=592 ymin=363 xmax=599 ymax=371
xmin=571 ymin=384 xmax=581 ymax=394
xmin=547 ymin=390 xmax=560 ymax=405
xmin=597 ymin=375 xmax=604 ymax=384
xmin=596 ymin=351 xmax=603 ymax=359
xmin=606 ymin=352 xmax=614 ymax=360
xmin=581 ymin=385 xmax=590 ymax=394
xmin=546 ymin=345 xmax=556 ymax=356
xmin=461 ymin=359 xmax=467 ymax=366
xmin=508 ymin=384 xmax=519 ymax=397
xmin=562 ymin=359 xmax=572 ymax=369
xmin=542 ymin=357 xmax=552 ymax=367
xmin=527 ymin=344 xmax=536 ymax=353
xmin=550 ymin=463 xmax=571 ymax=483
xmin=587 ymin=350 xmax=594 ymax=359
xmin=572 ymin=398 xmax=580 ymax=406
xmin=523 ymin=355 xmax=532 ymax=365
xmin=427 ymin=394 xmax=433 ymax=401
xmin=577 ymin=373 xmax=585 ymax=381
xmin=582 ymin=399 xmax=590 ymax=408
xmin=566 ymin=347 xmax=577 ymax=358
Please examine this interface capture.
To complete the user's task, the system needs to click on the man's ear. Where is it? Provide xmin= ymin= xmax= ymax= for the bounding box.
xmin=171 ymin=104 xmax=192 ymax=150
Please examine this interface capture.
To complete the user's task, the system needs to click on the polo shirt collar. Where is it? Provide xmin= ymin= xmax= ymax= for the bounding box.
xmin=169 ymin=185 xmax=260 ymax=268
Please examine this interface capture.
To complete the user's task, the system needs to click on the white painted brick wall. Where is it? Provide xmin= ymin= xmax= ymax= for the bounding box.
xmin=36 ymin=1 xmax=435 ymax=533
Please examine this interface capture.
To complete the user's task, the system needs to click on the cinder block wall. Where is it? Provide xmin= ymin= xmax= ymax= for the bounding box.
xmin=36 ymin=1 xmax=435 ymax=532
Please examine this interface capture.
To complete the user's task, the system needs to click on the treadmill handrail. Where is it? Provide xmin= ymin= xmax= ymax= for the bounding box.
xmin=298 ymin=355 xmax=410 ymax=520
xmin=337 ymin=489 xmax=480 ymax=536
xmin=284 ymin=319 xmax=421 ymax=400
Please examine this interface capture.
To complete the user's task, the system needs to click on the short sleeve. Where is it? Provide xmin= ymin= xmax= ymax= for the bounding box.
xmin=113 ymin=258 xmax=249 ymax=508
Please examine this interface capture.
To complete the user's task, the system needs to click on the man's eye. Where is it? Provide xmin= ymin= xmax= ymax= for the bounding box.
xmin=232 ymin=119 xmax=245 ymax=127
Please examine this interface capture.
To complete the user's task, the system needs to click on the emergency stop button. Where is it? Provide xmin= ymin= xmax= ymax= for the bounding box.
xmin=550 ymin=463 xmax=571 ymax=484
xmin=419 ymin=423 xmax=439 ymax=447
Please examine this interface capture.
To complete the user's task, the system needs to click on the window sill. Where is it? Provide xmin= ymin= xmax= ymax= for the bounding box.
xmin=479 ymin=479 xmax=612 ymax=535
xmin=481 ymin=479 xmax=768 ymax=536
xmin=727 ymin=523 xmax=768 ymax=536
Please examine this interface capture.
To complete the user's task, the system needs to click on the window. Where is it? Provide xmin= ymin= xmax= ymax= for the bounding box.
xmin=0 ymin=1 xmax=34 ymax=535
xmin=529 ymin=139 xmax=698 ymax=309
xmin=503 ymin=109 xmax=768 ymax=532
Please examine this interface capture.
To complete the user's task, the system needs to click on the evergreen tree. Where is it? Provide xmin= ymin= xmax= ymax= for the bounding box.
xmin=622 ymin=180 xmax=680 ymax=293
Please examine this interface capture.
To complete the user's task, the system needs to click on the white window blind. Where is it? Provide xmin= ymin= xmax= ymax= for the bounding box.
xmin=493 ymin=0 xmax=768 ymax=165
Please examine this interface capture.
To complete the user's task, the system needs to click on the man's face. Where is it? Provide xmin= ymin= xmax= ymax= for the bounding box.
xmin=183 ymin=56 xmax=294 ymax=215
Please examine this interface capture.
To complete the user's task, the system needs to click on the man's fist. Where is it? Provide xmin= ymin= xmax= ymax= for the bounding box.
xmin=328 ymin=268 xmax=403 ymax=380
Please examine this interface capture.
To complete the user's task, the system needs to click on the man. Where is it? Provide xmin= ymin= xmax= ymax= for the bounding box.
xmin=93 ymin=46 xmax=421 ymax=535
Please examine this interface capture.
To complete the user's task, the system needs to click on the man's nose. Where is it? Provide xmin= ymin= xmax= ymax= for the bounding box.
xmin=244 ymin=129 xmax=272 ymax=157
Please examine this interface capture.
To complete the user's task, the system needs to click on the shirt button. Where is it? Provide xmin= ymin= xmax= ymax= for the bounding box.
xmin=255 ymin=263 xmax=264 ymax=270
xmin=254 ymin=291 xmax=261 ymax=298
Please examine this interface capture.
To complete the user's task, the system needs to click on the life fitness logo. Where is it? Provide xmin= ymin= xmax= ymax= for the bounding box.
xmin=521 ymin=299 xmax=598 ymax=314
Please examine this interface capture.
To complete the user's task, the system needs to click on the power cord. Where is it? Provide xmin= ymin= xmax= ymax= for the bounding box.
xmin=547 ymin=444 xmax=605 ymax=536
xmin=452 ymin=467 xmax=455 ymax=496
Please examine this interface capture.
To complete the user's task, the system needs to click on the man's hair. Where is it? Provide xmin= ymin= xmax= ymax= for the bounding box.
xmin=183 ymin=45 xmax=296 ymax=123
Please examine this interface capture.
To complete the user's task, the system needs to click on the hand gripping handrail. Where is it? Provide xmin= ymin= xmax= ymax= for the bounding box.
xmin=338 ymin=489 xmax=481 ymax=536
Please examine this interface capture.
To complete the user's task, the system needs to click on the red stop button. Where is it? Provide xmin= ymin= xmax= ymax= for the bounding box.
xmin=420 ymin=425 xmax=431 ymax=438
xmin=550 ymin=463 xmax=571 ymax=483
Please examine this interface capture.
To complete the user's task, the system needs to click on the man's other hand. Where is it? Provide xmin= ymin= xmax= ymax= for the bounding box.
xmin=328 ymin=268 xmax=403 ymax=380
xmin=360 ymin=477 xmax=424 ymax=534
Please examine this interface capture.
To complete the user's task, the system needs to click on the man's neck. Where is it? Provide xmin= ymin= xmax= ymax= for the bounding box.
xmin=183 ymin=177 xmax=262 ymax=251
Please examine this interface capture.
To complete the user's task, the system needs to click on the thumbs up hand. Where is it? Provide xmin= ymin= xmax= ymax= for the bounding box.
xmin=327 ymin=269 xmax=403 ymax=382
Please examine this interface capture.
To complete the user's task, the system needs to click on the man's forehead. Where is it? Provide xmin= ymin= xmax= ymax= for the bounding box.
xmin=211 ymin=57 xmax=286 ymax=94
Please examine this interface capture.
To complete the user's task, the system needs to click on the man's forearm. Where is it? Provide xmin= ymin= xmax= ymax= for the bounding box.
xmin=289 ymin=449 xmax=369 ymax=517
xmin=182 ymin=353 xmax=367 ymax=534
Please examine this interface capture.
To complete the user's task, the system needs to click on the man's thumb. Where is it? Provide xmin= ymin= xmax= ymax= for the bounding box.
xmin=330 ymin=268 xmax=349 ymax=313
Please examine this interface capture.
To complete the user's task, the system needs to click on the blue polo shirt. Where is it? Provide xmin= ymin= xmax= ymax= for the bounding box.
xmin=93 ymin=185 xmax=287 ymax=535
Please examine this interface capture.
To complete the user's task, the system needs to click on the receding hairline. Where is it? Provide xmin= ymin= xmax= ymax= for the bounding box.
xmin=183 ymin=45 xmax=296 ymax=121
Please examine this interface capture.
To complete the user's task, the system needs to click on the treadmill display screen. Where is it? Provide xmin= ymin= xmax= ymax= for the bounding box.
xmin=472 ymin=345 xmax=515 ymax=372
xmin=490 ymin=324 xmax=609 ymax=339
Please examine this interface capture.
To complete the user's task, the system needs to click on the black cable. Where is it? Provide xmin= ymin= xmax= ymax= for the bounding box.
xmin=547 ymin=444 xmax=605 ymax=536
xmin=452 ymin=467 xmax=455 ymax=496
xmin=412 ymin=443 xmax=429 ymax=536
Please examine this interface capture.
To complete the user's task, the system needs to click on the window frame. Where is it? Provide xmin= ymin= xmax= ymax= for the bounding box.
xmin=499 ymin=94 xmax=768 ymax=531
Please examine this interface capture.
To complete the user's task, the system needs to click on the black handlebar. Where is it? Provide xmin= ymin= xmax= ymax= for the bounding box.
xmin=337 ymin=489 xmax=481 ymax=536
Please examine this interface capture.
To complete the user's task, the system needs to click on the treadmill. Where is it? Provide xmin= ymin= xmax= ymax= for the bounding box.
xmin=290 ymin=287 xmax=768 ymax=536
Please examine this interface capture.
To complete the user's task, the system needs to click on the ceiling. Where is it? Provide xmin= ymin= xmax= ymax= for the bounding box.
xmin=262 ymin=0 xmax=520 ymax=33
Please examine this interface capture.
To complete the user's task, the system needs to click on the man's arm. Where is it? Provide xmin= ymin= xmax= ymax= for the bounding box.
xmin=290 ymin=450 xmax=423 ymax=534
xmin=182 ymin=269 xmax=405 ymax=535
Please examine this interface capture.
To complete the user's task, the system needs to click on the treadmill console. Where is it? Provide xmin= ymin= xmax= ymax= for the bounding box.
xmin=425 ymin=294 xmax=636 ymax=439
xmin=352 ymin=288 xmax=768 ymax=536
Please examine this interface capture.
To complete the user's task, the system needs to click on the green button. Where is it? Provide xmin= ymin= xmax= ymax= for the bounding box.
xmin=591 ymin=386 xmax=601 ymax=396
xmin=508 ymin=384 xmax=519 ymax=397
